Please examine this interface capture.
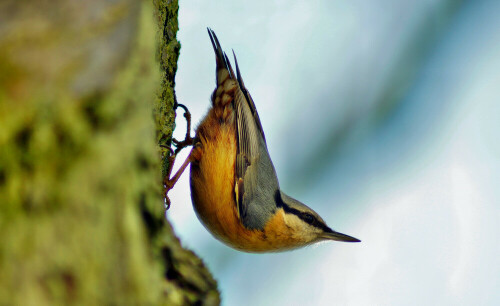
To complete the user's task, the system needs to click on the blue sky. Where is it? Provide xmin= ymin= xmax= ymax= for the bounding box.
xmin=168 ymin=1 xmax=499 ymax=305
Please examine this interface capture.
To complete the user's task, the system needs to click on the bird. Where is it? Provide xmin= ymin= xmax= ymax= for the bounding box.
xmin=167 ymin=29 xmax=360 ymax=253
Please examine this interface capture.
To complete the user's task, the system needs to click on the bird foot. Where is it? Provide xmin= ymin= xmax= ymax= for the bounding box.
xmin=172 ymin=103 xmax=195 ymax=155
xmin=162 ymin=102 xmax=196 ymax=209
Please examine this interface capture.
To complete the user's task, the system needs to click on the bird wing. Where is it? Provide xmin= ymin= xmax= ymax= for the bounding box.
xmin=208 ymin=29 xmax=279 ymax=230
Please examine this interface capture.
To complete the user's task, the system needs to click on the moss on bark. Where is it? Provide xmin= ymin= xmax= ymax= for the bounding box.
xmin=0 ymin=0 xmax=219 ymax=305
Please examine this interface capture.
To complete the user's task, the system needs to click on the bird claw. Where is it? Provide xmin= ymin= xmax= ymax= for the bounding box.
xmin=172 ymin=103 xmax=195 ymax=155
xmin=161 ymin=102 xmax=196 ymax=210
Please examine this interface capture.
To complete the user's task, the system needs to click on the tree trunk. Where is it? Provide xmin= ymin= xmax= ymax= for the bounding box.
xmin=0 ymin=0 xmax=219 ymax=305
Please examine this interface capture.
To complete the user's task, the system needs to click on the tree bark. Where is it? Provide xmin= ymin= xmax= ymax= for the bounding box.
xmin=0 ymin=0 xmax=219 ymax=305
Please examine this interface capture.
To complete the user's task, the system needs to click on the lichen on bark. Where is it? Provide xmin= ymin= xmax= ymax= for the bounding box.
xmin=153 ymin=0 xmax=181 ymax=178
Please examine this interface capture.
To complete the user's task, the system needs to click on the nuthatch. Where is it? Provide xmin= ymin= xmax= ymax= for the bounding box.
xmin=165 ymin=29 xmax=360 ymax=252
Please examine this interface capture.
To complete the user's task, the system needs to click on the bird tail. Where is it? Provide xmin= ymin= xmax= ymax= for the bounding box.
xmin=207 ymin=28 xmax=235 ymax=86
xmin=207 ymin=28 xmax=267 ymax=142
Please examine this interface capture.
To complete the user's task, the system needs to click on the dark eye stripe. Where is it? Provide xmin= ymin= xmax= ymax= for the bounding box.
xmin=275 ymin=190 xmax=333 ymax=232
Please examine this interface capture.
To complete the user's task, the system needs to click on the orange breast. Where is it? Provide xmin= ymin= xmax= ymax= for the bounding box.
xmin=189 ymin=111 xmax=305 ymax=252
xmin=190 ymin=113 xmax=239 ymax=242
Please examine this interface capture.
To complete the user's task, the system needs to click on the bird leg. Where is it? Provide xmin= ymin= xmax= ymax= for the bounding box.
xmin=163 ymin=150 xmax=194 ymax=209
xmin=162 ymin=102 xmax=196 ymax=209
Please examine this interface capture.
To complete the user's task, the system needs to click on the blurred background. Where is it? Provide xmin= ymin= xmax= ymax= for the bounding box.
xmin=169 ymin=0 xmax=500 ymax=305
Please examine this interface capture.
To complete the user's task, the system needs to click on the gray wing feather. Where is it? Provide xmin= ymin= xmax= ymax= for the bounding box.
xmin=234 ymin=89 xmax=280 ymax=230
xmin=233 ymin=51 xmax=266 ymax=142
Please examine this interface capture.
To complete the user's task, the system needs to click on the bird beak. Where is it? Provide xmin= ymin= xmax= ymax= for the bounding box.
xmin=321 ymin=230 xmax=361 ymax=243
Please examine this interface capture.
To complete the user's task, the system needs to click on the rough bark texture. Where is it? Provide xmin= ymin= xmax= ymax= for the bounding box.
xmin=0 ymin=0 xmax=219 ymax=305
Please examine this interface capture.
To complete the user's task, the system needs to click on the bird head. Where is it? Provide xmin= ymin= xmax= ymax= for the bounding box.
xmin=275 ymin=191 xmax=360 ymax=246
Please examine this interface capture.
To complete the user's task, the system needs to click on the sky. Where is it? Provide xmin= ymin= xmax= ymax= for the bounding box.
xmin=168 ymin=0 xmax=499 ymax=305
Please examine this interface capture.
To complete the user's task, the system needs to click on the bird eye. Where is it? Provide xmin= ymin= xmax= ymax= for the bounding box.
xmin=302 ymin=213 xmax=315 ymax=224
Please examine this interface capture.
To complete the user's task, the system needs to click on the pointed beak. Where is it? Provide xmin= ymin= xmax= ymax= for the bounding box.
xmin=321 ymin=229 xmax=361 ymax=243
